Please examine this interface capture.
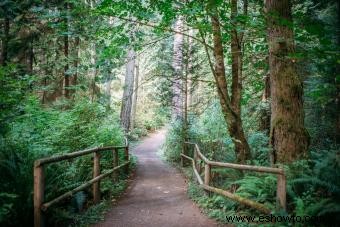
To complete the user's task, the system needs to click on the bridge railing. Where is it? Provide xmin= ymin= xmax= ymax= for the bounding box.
xmin=181 ymin=142 xmax=286 ymax=214
xmin=33 ymin=138 xmax=129 ymax=227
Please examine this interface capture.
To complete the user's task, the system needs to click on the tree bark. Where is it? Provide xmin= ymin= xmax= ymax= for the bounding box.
xmin=0 ymin=17 xmax=9 ymax=66
xmin=209 ymin=2 xmax=251 ymax=163
xmin=182 ymin=29 xmax=193 ymax=156
xmin=172 ymin=16 xmax=184 ymax=121
xmin=71 ymin=36 xmax=80 ymax=97
xmin=259 ymin=72 xmax=271 ymax=133
xmin=187 ymin=29 xmax=194 ymax=110
xmin=64 ymin=3 xmax=70 ymax=99
xmin=120 ymin=49 xmax=136 ymax=133
xmin=336 ymin=0 xmax=340 ymax=144
xmin=130 ymin=57 xmax=139 ymax=130
xmin=265 ymin=0 xmax=309 ymax=163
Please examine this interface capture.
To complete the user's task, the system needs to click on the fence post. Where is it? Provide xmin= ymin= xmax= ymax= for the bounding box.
xmin=112 ymin=148 xmax=119 ymax=181
xmin=124 ymin=146 xmax=129 ymax=174
xmin=204 ymin=164 xmax=211 ymax=186
xmin=34 ymin=163 xmax=44 ymax=227
xmin=276 ymin=172 xmax=286 ymax=210
xmin=93 ymin=151 xmax=100 ymax=204
xmin=193 ymin=148 xmax=198 ymax=170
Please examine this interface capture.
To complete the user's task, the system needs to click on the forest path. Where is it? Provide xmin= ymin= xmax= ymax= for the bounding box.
xmin=94 ymin=129 xmax=217 ymax=227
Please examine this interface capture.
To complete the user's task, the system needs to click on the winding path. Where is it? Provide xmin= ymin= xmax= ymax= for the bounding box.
xmin=94 ymin=129 xmax=217 ymax=227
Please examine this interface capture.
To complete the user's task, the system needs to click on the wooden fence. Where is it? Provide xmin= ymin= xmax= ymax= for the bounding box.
xmin=181 ymin=142 xmax=286 ymax=214
xmin=33 ymin=138 xmax=130 ymax=227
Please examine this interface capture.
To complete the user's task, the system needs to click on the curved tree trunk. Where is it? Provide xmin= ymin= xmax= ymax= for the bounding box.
xmin=209 ymin=1 xmax=251 ymax=163
xmin=265 ymin=0 xmax=309 ymax=163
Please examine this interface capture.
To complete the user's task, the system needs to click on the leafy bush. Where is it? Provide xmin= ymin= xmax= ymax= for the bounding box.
xmin=163 ymin=120 xmax=184 ymax=162
xmin=0 ymin=91 xmax=126 ymax=226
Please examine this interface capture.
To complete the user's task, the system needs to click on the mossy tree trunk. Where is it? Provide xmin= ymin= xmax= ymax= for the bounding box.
xmin=265 ymin=0 xmax=309 ymax=163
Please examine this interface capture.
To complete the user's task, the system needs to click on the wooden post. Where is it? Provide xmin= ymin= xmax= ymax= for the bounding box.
xmin=193 ymin=149 xmax=198 ymax=171
xmin=124 ymin=146 xmax=129 ymax=174
xmin=204 ymin=164 xmax=211 ymax=185
xmin=34 ymin=163 xmax=44 ymax=227
xmin=93 ymin=151 xmax=100 ymax=204
xmin=113 ymin=148 xmax=119 ymax=181
xmin=204 ymin=163 xmax=211 ymax=196
xmin=276 ymin=173 xmax=286 ymax=210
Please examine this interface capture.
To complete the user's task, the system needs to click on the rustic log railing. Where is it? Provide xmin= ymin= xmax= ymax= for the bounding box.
xmin=181 ymin=142 xmax=286 ymax=214
xmin=33 ymin=138 xmax=129 ymax=227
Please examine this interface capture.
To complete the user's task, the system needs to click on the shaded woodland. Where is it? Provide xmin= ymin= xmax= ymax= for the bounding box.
xmin=0 ymin=0 xmax=339 ymax=226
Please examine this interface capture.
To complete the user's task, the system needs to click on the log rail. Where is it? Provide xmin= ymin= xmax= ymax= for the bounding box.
xmin=34 ymin=138 xmax=130 ymax=227
xmin=181 ymin=142 xmax=286 ymax=214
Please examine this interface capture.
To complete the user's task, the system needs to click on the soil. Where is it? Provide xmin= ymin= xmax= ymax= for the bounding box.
xmin=94 ymin=129 xmax=218 ymax=227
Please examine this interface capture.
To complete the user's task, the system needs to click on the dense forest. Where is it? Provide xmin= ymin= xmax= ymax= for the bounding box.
xmin=0 ymin=0 xmax=339 ymax=226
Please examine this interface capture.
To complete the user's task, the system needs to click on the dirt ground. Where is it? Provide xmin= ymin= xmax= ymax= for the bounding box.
xmin=94 ymin=129 xmax=218 ymax=227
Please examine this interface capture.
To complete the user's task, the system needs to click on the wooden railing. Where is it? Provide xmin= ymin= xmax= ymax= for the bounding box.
xmin=33 ymin=138 xmax=130 ymax=227
xmin=181 ymin=142 xmax=286 ymax=214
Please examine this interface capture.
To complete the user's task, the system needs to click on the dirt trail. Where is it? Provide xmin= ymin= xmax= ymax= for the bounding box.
xmin=94 ymin=129 xmax=217 ymax=227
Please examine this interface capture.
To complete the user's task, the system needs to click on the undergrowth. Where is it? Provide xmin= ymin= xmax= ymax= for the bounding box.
xmin=0 ymin=80 xmax=135 ymax=226
xmin=164 ymin=101 xmax=340 ymax=226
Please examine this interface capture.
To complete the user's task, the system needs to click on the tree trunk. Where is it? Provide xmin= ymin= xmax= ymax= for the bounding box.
xmin=130 ymin=57 xmax=139 ymax=130
xmin=106 ymin=76 xmax=112 ymax=107
xmin=336 ymin=1 xmax=340 ymax=144
xmin=172 ymin=16 xmax=184 ymax=121
xmin=71 ymin=36 xmax=80 ymax=97
xmin=120 ymin=49 xmax=136 ymax=133
xmin=187 ymin=29 xmax=194 ymax=110
xmin=64 ymin=3 xmax=70 ymax=99
xmin=209 ymin=2 xmax=251 ymax=164
xmin=265 ymin=0 xmax=309 ymax=163
xmin=182 ymin=29 xmax=192 ymax=155
xmin=0 ymin=17 xmax=9 ymax=66
xmin=259 ymin=72 xmax=271 ymax=133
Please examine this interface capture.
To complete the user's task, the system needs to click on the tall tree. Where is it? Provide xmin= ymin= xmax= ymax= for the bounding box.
xmin=63 ymin=2 xmax=70 ymax=99
xmin=0 ymin=17 xmax=9 ymax=66
xmin=130 ymin=57 xmax=139 ymax=130
xmin=171 ymin=16 xmax=184 ymax=121
xmin=120 ymin=49 xmax=136 ymax=132
xmin=205 ymin=0 xmax=251 ymax=163
xmin=265 ymin=0 xmax=309 ymax=163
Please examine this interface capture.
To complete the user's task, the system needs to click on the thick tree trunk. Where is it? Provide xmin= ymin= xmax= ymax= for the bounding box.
xmin=210 ymin=4 xmax=251 ymax=164
xmin=172 ymin=16 xmax=184 ymax=121
xmin=187 ymin=29 xmax=194 ymax=110
xmin=265 ymin=0 xmax=309 ymax=163
xmin=336 ymin=1 xmax=340 ymax=144
xmin=130 ymin=58 xmax=139 ymax=130
xmin=182 ymin=29 xmax=193 ymax=155
xmin=120 ymin=49 xmax=136 ymax=133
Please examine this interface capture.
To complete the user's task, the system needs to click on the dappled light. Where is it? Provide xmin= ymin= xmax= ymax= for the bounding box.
xmin=0 ymin=0 xmax=339 ymax=226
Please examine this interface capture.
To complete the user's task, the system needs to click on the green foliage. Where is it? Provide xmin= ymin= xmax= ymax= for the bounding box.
xmin=289 ymin=148 xmax=340 ymax=224
xmin=190 ymin=101 xmax=235 ymax=162
xmin=163 ymin=120 xmax=184 ymax=162
xmin=0 ymin=92 xmax=126 ymax=226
